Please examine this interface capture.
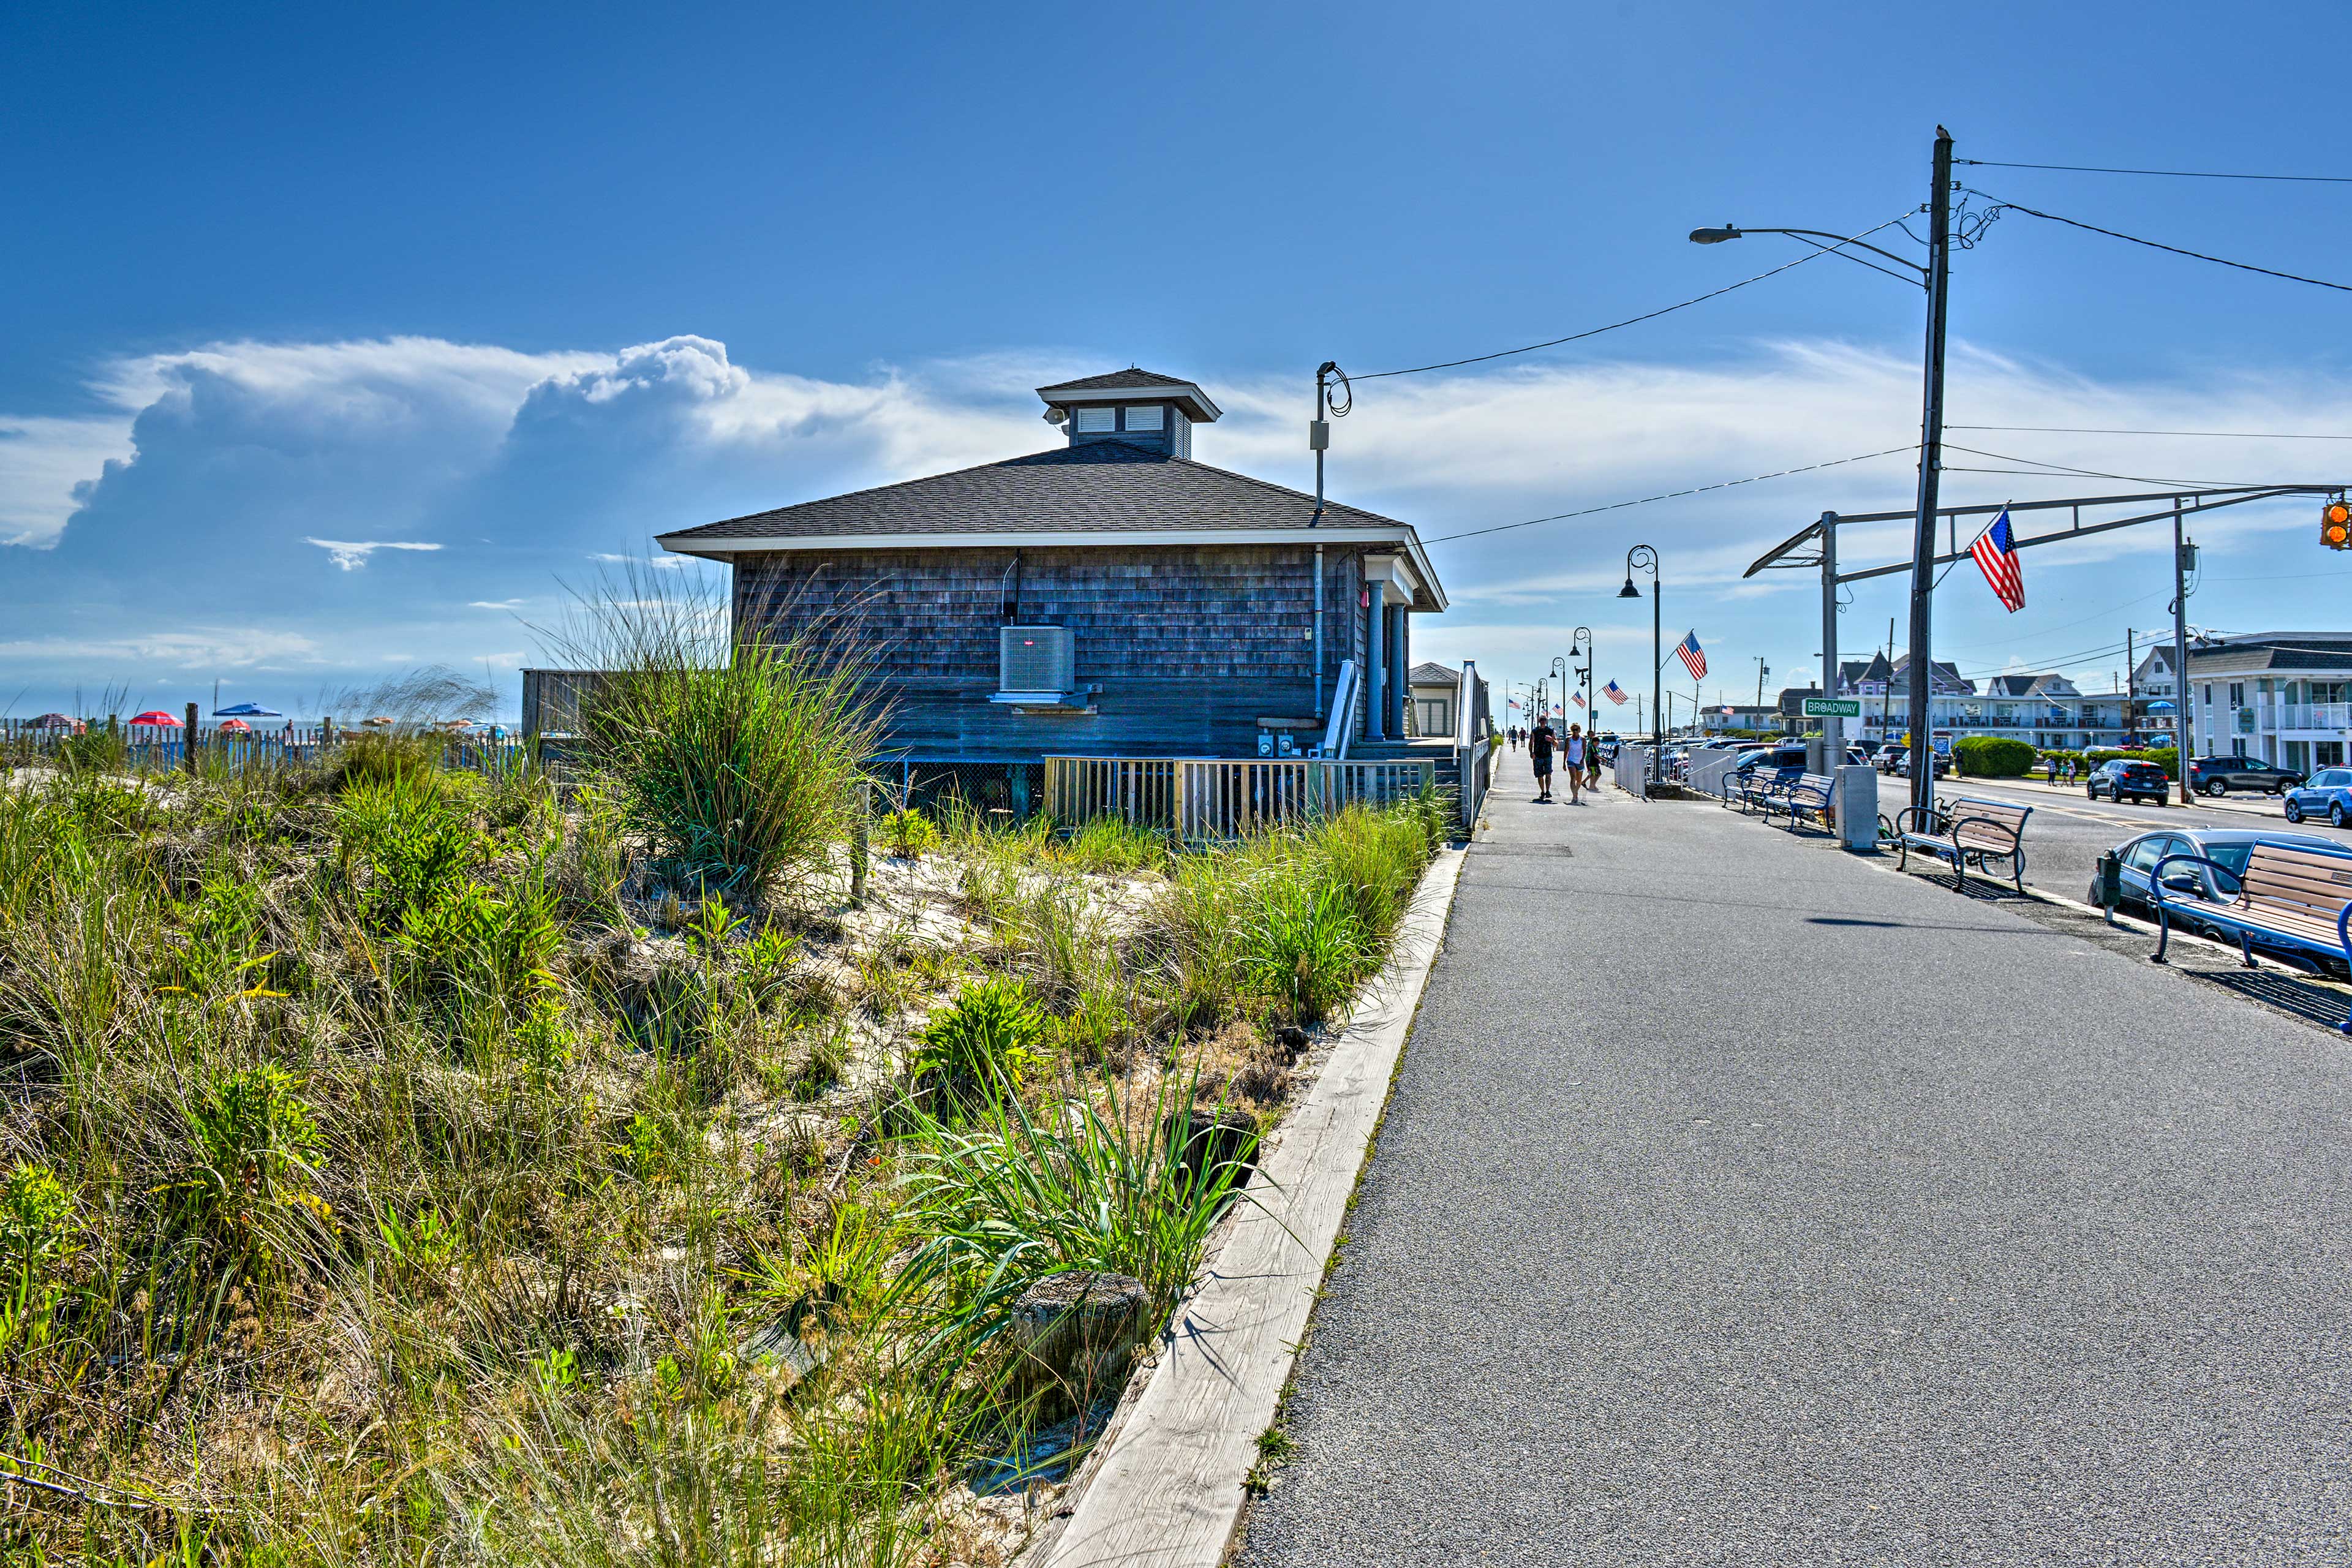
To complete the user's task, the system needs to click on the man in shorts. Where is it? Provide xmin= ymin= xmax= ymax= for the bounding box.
xmin=1528 ymin=720 xmax=1556 ymax=802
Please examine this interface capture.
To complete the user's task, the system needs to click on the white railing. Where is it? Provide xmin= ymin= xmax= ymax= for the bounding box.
xmin=2277 ymin=703 xmax=2352 ymax=731
xmin=1046 ymin=753 xmax=1436 ymax=840
xmin=1452 ymin=660 xmax=1490 ymax=832
xmin=1320 ymin=660 xmax=1362 ymax=758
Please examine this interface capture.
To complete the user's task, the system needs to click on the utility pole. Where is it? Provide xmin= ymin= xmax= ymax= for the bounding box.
xmin=2173 ymin=503 xmax=2195 ymax=804
xmin=1904 ymin=125 xmax=1955 ymax=824
xmin=1755 ymin=655 xmax=1770 ymax=710
xmin=1881 ymin=616 xmax=1896 ymax=748
xmin=2125 ymin=628 xmax=2136 ymax=741
xmin=1310 ymin=362 xmax=1345 ymax=723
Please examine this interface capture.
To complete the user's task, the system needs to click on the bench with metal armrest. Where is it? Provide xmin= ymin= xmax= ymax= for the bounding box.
xmin=1770 ymin=772 xmax=1838 ymax=835
xmin=2150 ymin=843 xmax=2352 ymax=1026
xmin=1733 ymin=764 xmax=1803 ymax=815
xmin=1894 ymin=797 xmax=2032 ymax=894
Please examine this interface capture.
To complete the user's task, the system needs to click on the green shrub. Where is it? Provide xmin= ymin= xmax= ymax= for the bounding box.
xmin=1954 ymin=736 xmax=2035 ymax=776
xmin=881 ymin=807 xmax=941 ymax=860
xmin=321 ymin=729 xmax=447 ymax=791
xmin=1241 ymin=878 xmax=1372 ymax=1023
xmin=549 ymin=571 xmax=881 ymax=897
xmin=913 ymin=975 xmax=1045 ymax=1103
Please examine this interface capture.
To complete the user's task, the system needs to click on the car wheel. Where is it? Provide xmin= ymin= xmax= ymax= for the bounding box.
xmin=2086 ymin=785 xmax=2098 ymax=799
xmin=2204 ymin=780 xmax=2226 ymax=797
xmin=2334 ymin=802 xmax=2348 ymax=830
xmin=2286 ymin=799 xmax=2305 ymax=823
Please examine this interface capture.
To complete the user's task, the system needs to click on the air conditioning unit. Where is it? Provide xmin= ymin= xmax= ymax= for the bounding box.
xmin=997 ymin=625 xmax=1074 ymax=699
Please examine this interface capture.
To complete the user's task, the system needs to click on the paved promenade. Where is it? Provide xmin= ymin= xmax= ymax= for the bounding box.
xmin=1235 ymin=774 xmax=2352 ymax=1565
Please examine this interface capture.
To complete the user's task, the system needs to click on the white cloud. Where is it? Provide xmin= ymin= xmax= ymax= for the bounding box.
xmin=305 ymin=538 xmax=443 ymax=570
xmin=0 ymin=413 xmax=137 ymax=545
xmin=587 ymin=551 xmax=685 ymax=568
xmin=0 ymin=629 xmax=322 ymax=668
xmin=467 ymin=598 xmax=525 ymax=609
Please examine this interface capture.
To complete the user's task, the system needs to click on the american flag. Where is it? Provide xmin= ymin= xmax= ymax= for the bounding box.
xmin=1572 ymin=692 xmax=1586 ymax=709
xmin=1604 ymin=680 xmax=1628 ymax=704
xmin=1969 ymin=505 xmax=2026 ymax=612
xmin=1674 ymin=631 xmax=1708 ymax=680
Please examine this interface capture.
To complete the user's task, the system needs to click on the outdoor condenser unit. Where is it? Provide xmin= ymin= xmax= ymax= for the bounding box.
xmin=997 ymin=625 xmax=1074 ymax=699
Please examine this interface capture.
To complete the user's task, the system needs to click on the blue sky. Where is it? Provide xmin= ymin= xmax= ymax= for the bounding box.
xmin=7 ymin=0 xmax=2351 ymax=721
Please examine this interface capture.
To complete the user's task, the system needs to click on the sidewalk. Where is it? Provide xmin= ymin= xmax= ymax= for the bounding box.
xmin=1234 ymin=777 xmax=2352 ymax=1565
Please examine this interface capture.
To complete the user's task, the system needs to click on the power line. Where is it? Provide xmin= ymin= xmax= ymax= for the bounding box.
xmin=1958 ymin=157 xmax=2352 ymax=185
xmin=1419 ymin=443 xmax=1917 ymax=546
xmin=1966 ymin=187 xmax=2352 ymax=293
xmin=1949 ymin=425 xmax=2352 ymax=441
xmin=1355 ymin=212 xmax=1917 ymax=380
xmin=1939 ymin=442 xmax=2290 ymax=489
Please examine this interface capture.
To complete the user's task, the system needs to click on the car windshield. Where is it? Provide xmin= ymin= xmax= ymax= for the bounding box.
xmin=2207 ymin=844 xmax=2252 ymax=874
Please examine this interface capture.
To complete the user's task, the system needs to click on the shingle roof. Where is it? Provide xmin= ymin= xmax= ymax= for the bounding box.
xmin=1036 ymin=369 xmax=1197 ymax=394
xmin=658 ymin=439 xmax=1415 ymax=545
xmin=1408 ymin=662 xmax=1459 ymax=687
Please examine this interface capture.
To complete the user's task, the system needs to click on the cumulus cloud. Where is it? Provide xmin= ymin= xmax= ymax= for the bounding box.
xmin=3 ymin=327 xmax=2345 ymax=710
xmin=306 ymin=538 xmax=443 ymax=570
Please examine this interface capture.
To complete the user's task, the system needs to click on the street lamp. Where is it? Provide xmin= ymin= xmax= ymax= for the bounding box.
xmin=1621 ymin=546 xmax=1660 ymax=795
xmin=1689 ymin=127 xmax=1952 ymax=827
xmin=1570 ymin=625 xmax=1594 ymax=786
xmin=1550 ymin=655 xmax=1568 ymax=728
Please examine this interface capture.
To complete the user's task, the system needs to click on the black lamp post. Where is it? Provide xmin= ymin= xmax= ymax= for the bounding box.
xmin=1550 ymin=656 xmax=1567 ymax=730
xmin=1620 ymin=546 xmax=1660 ymax=794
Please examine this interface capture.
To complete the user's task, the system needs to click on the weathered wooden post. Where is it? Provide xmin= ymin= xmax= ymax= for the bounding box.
xmin=850 ymin=779 xmax=870 ymax=905
xmin=183 ymin=702 xmax=199 ymax=775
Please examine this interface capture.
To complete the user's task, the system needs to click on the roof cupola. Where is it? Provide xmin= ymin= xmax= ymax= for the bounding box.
xmin=1036 ymin=368 xmax=1221 ymax=458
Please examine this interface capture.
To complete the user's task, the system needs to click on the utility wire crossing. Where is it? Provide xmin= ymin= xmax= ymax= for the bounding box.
xmin=1967 ymin=188 xmax=2352 ymax=293
xmin=1355 ymin=213 xmax=1918 ymax=380
xmin=1420 ymin=444 xmax=1918 ymax=545
xmin=1958 ymin=157 xmax=2352 ymax=185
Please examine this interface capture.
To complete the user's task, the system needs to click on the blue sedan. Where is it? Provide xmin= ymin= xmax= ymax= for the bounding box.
xmin=2283 ymin=767 xmax=2352 ymax=828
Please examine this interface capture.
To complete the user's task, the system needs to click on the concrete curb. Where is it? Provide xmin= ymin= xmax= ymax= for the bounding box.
xmin=1020 ymin=845 xmax=1468 ymax=1568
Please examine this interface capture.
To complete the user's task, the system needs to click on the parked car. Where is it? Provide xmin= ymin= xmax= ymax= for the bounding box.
xmin=2094 ymin=826 xmax=2348 ymax=940
xmin=2283 ymin=766 xmax=2352 ymax=827
xmin=2087 ymin=758 xmax=2171 ymax=805
xmin=1888 ymin=746 xmax=1949 ymax=780
xmin=2187 ymin=755 xmax=2302 ymax=797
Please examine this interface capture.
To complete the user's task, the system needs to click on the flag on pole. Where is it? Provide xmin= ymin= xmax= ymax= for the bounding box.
xmin=1675 ymin=631 xmax=1708 ymax=680
xmin=1572 ymin=692 xmax=1586 ymax=709
xmin=1969 ymin=504 xmax=2026 ymax=612
xmin=1604 ymin=680 xmax=1629 ymax=704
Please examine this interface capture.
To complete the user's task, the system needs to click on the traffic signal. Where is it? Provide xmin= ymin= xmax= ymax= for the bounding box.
xmin=2325 ymin=499 xmax=2352 ymax=550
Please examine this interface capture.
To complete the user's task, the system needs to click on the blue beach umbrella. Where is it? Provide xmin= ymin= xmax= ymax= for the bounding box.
xmin=212 ymin=702 xmax=284 ymax=717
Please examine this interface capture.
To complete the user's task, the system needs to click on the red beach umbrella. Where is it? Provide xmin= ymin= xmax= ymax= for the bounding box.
xmin=129 ymin=710 xmax=183 ymax=728
xmin=217 ymin=718 xmax=252 ymax=734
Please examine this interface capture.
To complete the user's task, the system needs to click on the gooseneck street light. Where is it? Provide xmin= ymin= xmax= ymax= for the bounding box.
xmin=1620 ymin=546 xmax=1660 ymax=795
xmin=1569 ymin=626 xmax=1593 ymax=777
xmin=1688 ymin=127 xmax=1953 ymax=824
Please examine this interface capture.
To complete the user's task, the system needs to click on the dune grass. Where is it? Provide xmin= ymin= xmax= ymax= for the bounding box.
xmin=0 ymin=703 xmax=1441 ymax=1564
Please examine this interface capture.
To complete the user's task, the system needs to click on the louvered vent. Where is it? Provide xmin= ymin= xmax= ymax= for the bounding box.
xmin=999 ymin=626 xmax=1074 ymax=696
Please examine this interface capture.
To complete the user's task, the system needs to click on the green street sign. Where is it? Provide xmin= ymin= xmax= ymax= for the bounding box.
xmin=1802 ymin=698 xmax=1862 ymax=718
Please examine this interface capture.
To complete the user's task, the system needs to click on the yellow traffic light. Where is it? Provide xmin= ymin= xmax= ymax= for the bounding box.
xmin=2325 ymin=500 xmax=2352 ymax=550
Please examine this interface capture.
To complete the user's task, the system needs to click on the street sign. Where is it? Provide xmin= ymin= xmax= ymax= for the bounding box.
xmin=1802 ymin=698 xmax=1862 ymax=718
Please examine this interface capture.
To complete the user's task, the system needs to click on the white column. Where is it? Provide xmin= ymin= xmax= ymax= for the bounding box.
xmin=1365 ymin=586 xmax=1387 ymax=742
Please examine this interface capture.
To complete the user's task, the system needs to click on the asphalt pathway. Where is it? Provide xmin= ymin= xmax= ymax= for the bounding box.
xmin=1235 ymin=773 xmax=2352 ymax=1566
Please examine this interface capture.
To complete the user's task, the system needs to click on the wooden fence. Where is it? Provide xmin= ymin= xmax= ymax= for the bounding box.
xmin=1 ymin=719 xmax=529 ymax=777
xmin=1045 ymin=755 xmax=1438 ymax=840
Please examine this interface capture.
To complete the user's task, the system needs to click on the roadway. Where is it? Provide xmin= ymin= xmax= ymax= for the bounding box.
xmin=1235 ymin=775 xmax=2352 ymax=1566
xmin=1910 ymin=772 xmax=2352 ymax=906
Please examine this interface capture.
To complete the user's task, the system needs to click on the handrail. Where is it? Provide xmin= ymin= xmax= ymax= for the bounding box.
xmin=1321 ymin=660 xmax=1361 ymax=759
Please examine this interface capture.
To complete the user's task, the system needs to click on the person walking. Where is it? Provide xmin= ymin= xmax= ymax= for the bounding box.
xmin=1528 ymin=719 xmax=1557 ymax=803
xmin=1562 ymin=724 xmax=1587 ymax=804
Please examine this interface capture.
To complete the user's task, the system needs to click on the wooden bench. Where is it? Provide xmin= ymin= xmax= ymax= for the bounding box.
xmin=2151 ymin=842 xmax=2352 ymax=1019
xmin=1770 ymin=772 xmax=1838 ymax=835
xmin=1732 ymin=764 xmax=1802 ymax=815
xmin=1894 ymin=797 xmax=2032 ymax=893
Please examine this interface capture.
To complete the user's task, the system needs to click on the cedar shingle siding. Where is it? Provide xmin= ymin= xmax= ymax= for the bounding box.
xmin=734 ymin=544 xmax=1370 ymax=759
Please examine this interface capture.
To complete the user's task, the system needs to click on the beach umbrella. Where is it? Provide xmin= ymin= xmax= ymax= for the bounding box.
xmin=28 ymin=713 xmax=74 ymax=728
xmin=213 ymin=702 xmax=284 ymax=717
xmin=217 ymin=718 xmax=252 ymax=734
xmin=362 ymin=715 xmax=394 ymax=728
xmin=2143 ymin=699 xmax=2176 ymax=712
xmin=128 ymin=710 xmax=183 ymax=727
